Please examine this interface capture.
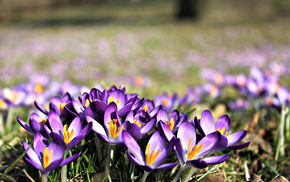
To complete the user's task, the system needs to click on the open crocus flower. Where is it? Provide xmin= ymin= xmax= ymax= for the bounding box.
xmin=154 ymin=92 xmax=178 ymax=113
xmin=195 ymin=110 xmax=250 ymax=151
xmin=48 ymin=111 xmax=92 ymax=151
xmin=157 ymin=109 xmax=187 ymax=141
xmin=122 ymin=131 xmax=178 ymax=172
xmin=123 ymin=110 xmax=156 ymax=141
xmin=175 ymin=122 xmax=229 ymax=169
xmin=17 ymin=112 xmax=51 ymax=137
xmin=87 ymin=102 xmax=126 ymax=146
xmin=23 ymin=132 xmax=80 ymax=176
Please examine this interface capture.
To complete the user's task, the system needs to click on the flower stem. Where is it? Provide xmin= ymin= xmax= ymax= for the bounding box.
xmin=61 ymin=151 xmax=68 ymax=182
xmin=105 ymin=144 xmax=112 ymax=176
xmin=172 ymin=165 xmax=185 ymax=182
xmin=182 ymin=167 xmax=197 ymax=182
xmin=141 ymin=171 xmax=149 ymax=182
xmin=94 ymin=133 xmax=103 ymax=164
xmin=41 ymin=174 xmax=47 ymax=182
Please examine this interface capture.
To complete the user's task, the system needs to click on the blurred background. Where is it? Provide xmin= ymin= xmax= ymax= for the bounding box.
xmin=0 ymin=0 xmax=290 ymax=94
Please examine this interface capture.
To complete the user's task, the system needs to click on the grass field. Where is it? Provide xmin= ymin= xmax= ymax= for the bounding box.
xmin=0 ymin=0 xmax=290 ymax=181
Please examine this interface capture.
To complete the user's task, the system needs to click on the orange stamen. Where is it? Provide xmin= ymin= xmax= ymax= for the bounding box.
xmin=143 ymin=105 xmax=148 ymax=112
xmin=217 ymin=127 xmax=227 ymax=136
xmin=145 ymin=144 xmax=161 ymax=166
xmin=43 ymin=147 xmax=53 ymax=169
xmin=162 ymin=98 xmax=169 ymax=107
xmin=168 ymin=118 xmax=175 ymax=131
xmin=34 ymin=84 xmax=44 ymax=94
xmin=187 ymin=138 xmax=204 ymax=160
xmin=38 ymin=118 xmax=47 ymax=126
xmin=58 ymin=103 xmax=66 ymax=113
xmin=109 ymin=120 xmax=123 ymax=138
xmin=63 ymin=125 xmax=74 ymax=145
xmin=108 ymin=97 xmax=120 ymax=106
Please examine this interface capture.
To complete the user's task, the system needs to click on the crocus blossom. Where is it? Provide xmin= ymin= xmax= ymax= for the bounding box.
xmin=122 ymin=131 xmax=178 ymax=172
xmin=23 ymin=132 xmax=80 ymax=176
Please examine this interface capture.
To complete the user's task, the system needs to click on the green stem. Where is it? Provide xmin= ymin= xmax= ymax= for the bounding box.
xmin=172 ymin=166 xmax=186 ymax=182
xmin=105 ymin=144 xmax=112 ymax=176
xmin=182 ymin=167 xmax=197 ymax=182
xmin=94 ymin=133 xmax=103 ymax=164
xmin=279 ymin=105 xmax=285 ymax=156
xmin=41 ymin=174 xmax=47 ymax=182
xmin=141 ymin=171 xmax=149 ymax=182
xmin=61 ymin=151 xmax=68 ymax=182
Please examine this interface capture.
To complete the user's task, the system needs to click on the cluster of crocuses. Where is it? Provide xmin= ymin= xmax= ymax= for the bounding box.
xmin=18 ymin=85 xmax=250 ymax=182
xmin=155 ymin=64 xmax=290 ymax=113
xmin=0 ymin=74 xmax=83 ymax=110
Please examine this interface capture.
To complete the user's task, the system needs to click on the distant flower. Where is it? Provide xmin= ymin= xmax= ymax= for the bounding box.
xmin=155 ymin=92 xmax=178 ymax=113
xmin=23 ymin=132 xmax=80 ymax=176
xmin=122 ymin=131 xmax=177 ymax=172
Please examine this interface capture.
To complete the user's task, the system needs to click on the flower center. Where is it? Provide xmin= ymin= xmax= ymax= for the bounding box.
xmin=63 ymin=125 xmax=74 ymax=145
xmin=133 ymin=119 xmax=142 ymax=128
xmin=187 ymin=138 xmax=204 ymax=160
xmin=85 ymin=99 xmax=90 ymax=107
xmin=43 ymin=147 xmax=53 ymax=169
xmin=109 ymin=97 xmax=120 ymax=106
xmin=109 ymin=119 xmax=123 ymax=139
xmin=34 ymin=84 xmax=44 ymax=94
xmin=146 ymin=144 xmax=161 ymax=166
xmin=162 ymin=98 xmax=169 ymax=107
xmin=38 ymin=118 xmax=47 ymax=126
xmin=168 ymin=118 xmax=175 ymax=131
xmin=216 ymin=127 xmax=228 ymax=136
xmin=57 ymin=103 xmax=66 ymax=113
xmin=143 ymin=105 xmax=148 ymax=112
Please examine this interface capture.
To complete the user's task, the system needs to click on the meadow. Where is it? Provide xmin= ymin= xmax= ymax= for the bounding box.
xmin=0 ymin=0 xmax=290 ymax=181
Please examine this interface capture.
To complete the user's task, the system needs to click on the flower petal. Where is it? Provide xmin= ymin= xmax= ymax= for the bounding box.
xmin=227 ymin=130 xmax=248 ymax=146
xmin=200 ymin=110 xmax=215 ymax=135
xmin=59 ymin=152 xmax=81 ymax=167
xmin=48 ymin=111 xmax=63 ymax=133
xmin=227 ymin=141 xmax=251 ymax=150
xmin=17 ymin=116 xmax=33 ymax=134
xmin=177 ymin=122 xmax=196 ymax=154
xmin=215 ymin=115 xmax=231 ymax=134
xmin=195 ymin=131 xmax=221 ymax=159
xmin=155 ymin=162 xmax=178 ymax=170
xmin=202 ymin=154 xmax=230 ymax=165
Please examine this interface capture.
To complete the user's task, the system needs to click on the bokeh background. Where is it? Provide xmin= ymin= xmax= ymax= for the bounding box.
xmin=1 ymin=0 xmax=289 ymax=94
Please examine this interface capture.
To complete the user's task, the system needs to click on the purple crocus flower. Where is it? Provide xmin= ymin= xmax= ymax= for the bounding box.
xmin=154 ymin=92 xmax=178 ymax=113
xmin=157 ymin=109 xmax=187 ymax=141
xmin=122 ymin=131 xmax=178 ymax=172
xmin=87 ymin=102 xmax=126 ymax=146
xmin=123 ymin=110 xmax=156 ymax=141
xmin=48 ymin=111 xmax=92 ymax=151
xmin=195 ymin=110 xmax=250 ymax=151
xmin=17 ymin=113 xmax=51 ymax=137
xmin=175 ymin=122 xmax=229 ymax=169
xmin=23 ymin=132 xmax=80 ymax=176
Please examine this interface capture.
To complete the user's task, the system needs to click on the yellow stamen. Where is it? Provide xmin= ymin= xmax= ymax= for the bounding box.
xmin=109 ymin=120 xmax=123 ymax=138
xmin=143 ymin=105 xmax=148 ymax=112
xmin=145 ymin=144 xmax=161 ymax=166
xmin=38 ymin=118 xmax=47 ymax=126
xmin=217 ymin=127 xmax=228 ymax=136
xmin=85 ymin=99 xmax=90 ymax=107
xmin=187 ymin=139 xmax=204 ymax=160
xmin=164 ymin=119 xmax=167 ymax=125
xmin=162 ymin=98 xmax=169 ymax=107
xmin=43 ymin=147 xmax=53 ymax=169
xmin=63 ymin=125 xmax=74 ymax=145
xmin=57 ymin=103 xmax=66 ymax=113
xmin=133 ymin=120 xmax=142 ymax=128
xmin=108 ymin=97 xmax=120 ymax=106
xmin=168 ymin=118 xmax=175 ymax=131
xmin=34 ymin=84 xmax=44 ymax=94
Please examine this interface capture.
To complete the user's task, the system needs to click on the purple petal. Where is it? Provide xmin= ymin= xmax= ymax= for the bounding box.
xmin=194 ymin=116 xmax=205 ymax=136
xmin=50 ymin=132 xmax=65 ymax=146
xmin=66 ymin=135 xmax=84 ymax=150
xmin=186 ymin=159 xmax=208 ymax=168
xmin=17 ymin=116 xmax=33 ymax=134
xmin=155 ymin=162 xmax=178 ymax=170
xmin=104 ymin=102 xmax=118 ymax=128
xmin=24 ymin=157 xmax=42 ymax=171
xmin=195 ymin=131 xmax=221 ymax=159
xmin=152 ymin=138 xmax=175 ymax=168
xmin=72 ymin=100 xmax=84 ymax=114
xmin=200 ymin=110 xmax=215 ymax=135
xmin=156 ymin=108 xmax=168 ymax=123
xmin=125 ymin=111 xmax=134 ymax=123
xmin=122 ymin=131 xmax=145 ymax=165
xmin=126 ymin=151 xmax=143 ymax=166
xmin=81 ymin=122 xmax=92 ymax=138
xmin=23 ymin=142 xmax=42 ymax=168
xmin=159 ymin=121 xmax=174 ymax=142
xmin=202 ymin=154 xmax=230 ymax=165
xmin=177 ymin=122 xmax=196 ymax=154
xmin=92 ymin=100 xmax=106 ymax=116
xmin=227 ymin=130 xmax=248 ymax=146
xmin=147 ymin=131 xmax=165 ymax=154
xmin=227 ymin=141 xmax=251 ymax=150
xmin=175 ymin=138 xmax=186 ymax=165
xmin=68 ymin=117 xmax=82 ymax=137
xmin=215 ymin=115 xmax=231 ymax=135
xmin=59 ymin=152 xmax=81 ymax=167
xmin=34 ymin=101 xmax=48 ymax=115
xmin=48 ymin=111 xmax=63 ymax=133
xmin=140 ymin=118 xmax=156 ymax=136
xmin=43 ymin=158 xmax=62 ymax=176
xmin=48 ymin=142 xmax=64 ymax=163
xmin=118 ymin=103 xmax=133 ymax=118
xmin=87 ymin=116 xmax=110 ymax=143
xmin=107 ymin=90 xmax=126 ymax=110
xmin=33 ymin=132 xmax=48 ymax=157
